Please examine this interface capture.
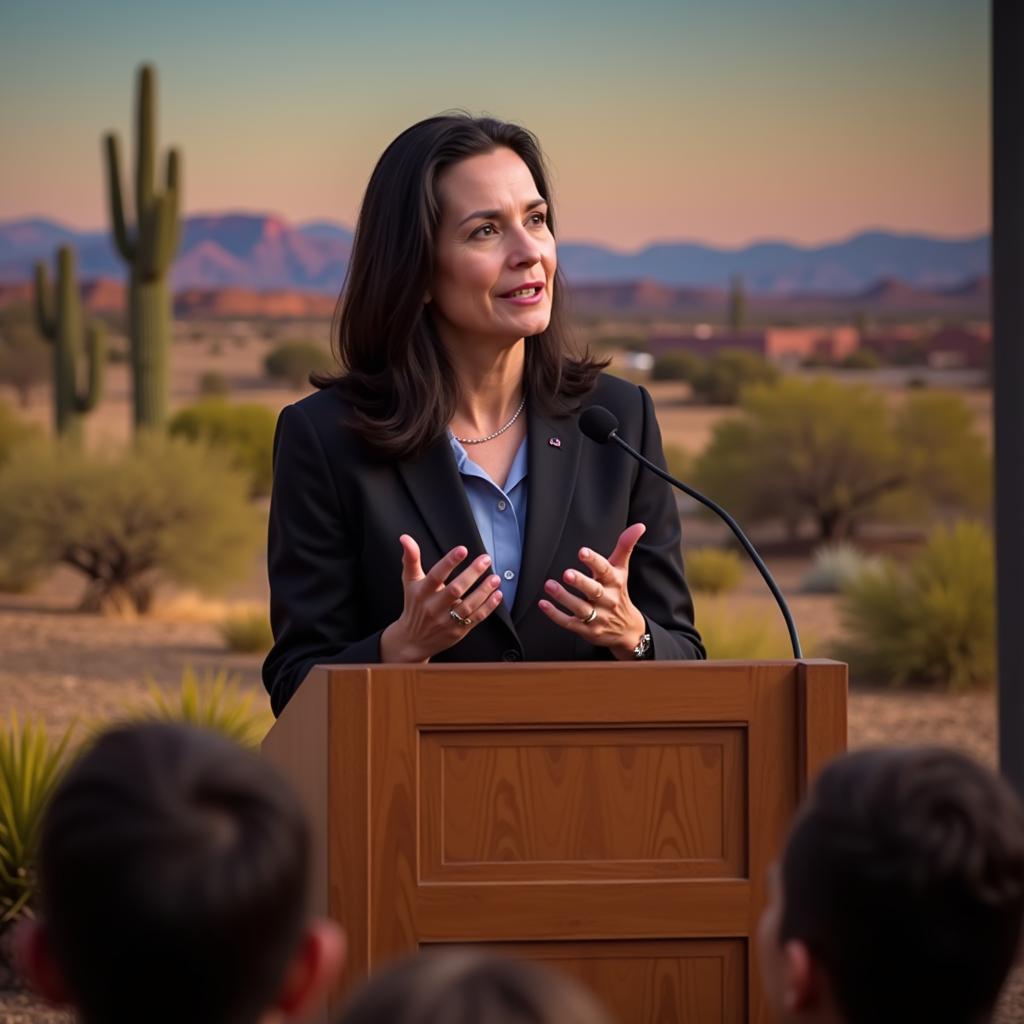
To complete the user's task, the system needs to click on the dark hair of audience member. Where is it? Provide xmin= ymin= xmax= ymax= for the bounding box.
xmin=780 ymin=746 xmax=1024 ymax=1024
xmin=37 ymin=722 xmax=311 ymax=1024
xmin=337 ymin=949 xmax=616 ymax=1024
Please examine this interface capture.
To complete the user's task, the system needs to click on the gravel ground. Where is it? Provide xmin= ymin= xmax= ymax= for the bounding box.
xmin=0 ymin=577 xmax=1019 ymax=1023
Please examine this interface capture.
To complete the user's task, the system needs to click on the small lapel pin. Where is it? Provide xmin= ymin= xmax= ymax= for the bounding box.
xmin=548 ymin=437 xmax=562 ymax=447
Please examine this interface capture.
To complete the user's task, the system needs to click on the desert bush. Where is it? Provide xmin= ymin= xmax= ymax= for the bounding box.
xmin=0 ymin=436 xmax=263 ymax=614
xmin=840 ymin=348 xmax=883 ymax=370
xmin=198 ymin=370 xmax=229 ymax=397
xmin=693 ymin=377 xmax=989 ymax=542
xmin=689 ymin=348 xmax=779 ymax=405
xmin=801 ymin=542 xmax=883 ymax=594
xmin=0 ymin=332 xmax=49 ymax=408
xmin=169 ymin=398 xmax=275 ymax=497
xmin=264 ymin=340 xmax=335 ymax=388
xmin=0 ymin=716 xmax=76 ymax=926
xmin=697 ymin=598 xmax=794 ymax=659
xmin=118 ymin=667 xmax=273 ymax=750
xmin=685 ymin=547 xmax=744 ymax=594
xmin=836 ymin=521 xmax=994 ymax=690
xmin=651 ymin=350 xmax=705 ymax=382
xmin=218 ymin=608 xmax=274 ymax=653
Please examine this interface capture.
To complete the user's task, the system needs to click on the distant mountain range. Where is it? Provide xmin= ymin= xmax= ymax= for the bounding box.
xmin=0 ymin=214 xmax=989 ymax=297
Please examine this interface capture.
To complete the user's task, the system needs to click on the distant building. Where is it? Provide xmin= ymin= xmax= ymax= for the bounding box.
xmin=648 ymin=326 xmax=858 ymax=364
xmin=925 ymin=326 xmax=991 ymax=369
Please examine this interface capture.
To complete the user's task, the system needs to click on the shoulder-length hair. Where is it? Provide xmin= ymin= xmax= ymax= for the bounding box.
xmin=312 ymin=113 xmax=607 ymax=459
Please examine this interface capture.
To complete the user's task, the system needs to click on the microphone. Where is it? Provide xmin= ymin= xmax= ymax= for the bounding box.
xmin=579 ymin=405 xmax=803 ymax=659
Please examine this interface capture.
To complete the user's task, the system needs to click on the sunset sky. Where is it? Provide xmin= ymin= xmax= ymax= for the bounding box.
xmin=1 ymin=0 xmax=988 ymax=249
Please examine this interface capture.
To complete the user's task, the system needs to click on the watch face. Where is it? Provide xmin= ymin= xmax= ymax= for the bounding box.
xmin=634 ymin=633 xmax=652 ymax=659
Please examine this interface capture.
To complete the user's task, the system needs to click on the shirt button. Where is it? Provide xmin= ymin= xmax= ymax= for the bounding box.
xmin=503 ymin=570 xmax=515 ymax=581
xmin=497 ymin=500 xmax=507 ymax=511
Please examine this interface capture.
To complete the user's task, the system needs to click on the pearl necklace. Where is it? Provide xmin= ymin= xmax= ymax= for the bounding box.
xmin=452 ymin=397 xmax=526 ymax=445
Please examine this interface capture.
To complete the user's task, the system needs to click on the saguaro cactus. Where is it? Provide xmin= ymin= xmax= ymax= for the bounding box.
xmin=104 ymin=64 xmax=181 ymax=432
xmin=33 ymin=246 xmax=105 ymax=443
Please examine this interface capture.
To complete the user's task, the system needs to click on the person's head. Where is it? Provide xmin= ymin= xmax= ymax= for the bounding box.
xmin=338 ymin=949 xmax=615 ymax=1024
xmin=758 ymin=746 xmax=1024 ymax=1024
xmin=317 ymin=113 xmax=606 ymax=458
xmin=19 ymin=722 xmax=346 ymax=1024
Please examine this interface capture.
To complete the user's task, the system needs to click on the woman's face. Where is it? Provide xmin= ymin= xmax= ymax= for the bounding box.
xmin=429 ymin=147 xmax=557 ymax=351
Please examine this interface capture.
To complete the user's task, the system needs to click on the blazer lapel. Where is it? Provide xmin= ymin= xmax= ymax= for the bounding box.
xmin=512 ymin=404 xmax=582 ymax=623
xmin=396 ymin=435 xmax=516 ymax=636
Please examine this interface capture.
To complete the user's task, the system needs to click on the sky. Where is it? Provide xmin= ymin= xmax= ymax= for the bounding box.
xmin=0 ymin=0 xmax=989 ymax=249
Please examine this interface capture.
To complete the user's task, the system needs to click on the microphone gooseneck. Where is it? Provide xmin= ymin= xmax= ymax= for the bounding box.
xmin=580 ymin=405 xmax=803 ymax=659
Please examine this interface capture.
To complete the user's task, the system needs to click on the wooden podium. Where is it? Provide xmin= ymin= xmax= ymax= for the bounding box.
xmin=262 ymin=660 xmax=846 ymax=1024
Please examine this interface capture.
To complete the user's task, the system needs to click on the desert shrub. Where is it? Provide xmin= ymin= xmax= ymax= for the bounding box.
xmin=651 ymin=350 xmax=705 ymax=382
xmin=264 ymin=340 xmax=335 ymax=388
xmin=662 ymin=443 xmax=690 ymax=482
xmin=689 ymin=348 xmax=779 ymax=405
xmin=0 ymin=716 xmax=76 ymax=926
xmin=593 ymin=334 xmax=647 ymax=353
xmin=697 ymin=598 xmax=794 ymax=659
xmin=169 ymin=398 xmax=276 ymax=497
xmin=685 ymin=547 xmax=744 ymax=594
xmin=801 ymin=542 xmax=883 ymax=594
xmin=0 ymin=436 xmax=263 ymax=615
xmin=840 ymin=348 xmax=883 ymax=370
xmin=0 ymin=332 xmax=49 ymax=408
xmin=218 ymin=608 xmax=274 ymax=653
xmin=0 ymin=399 xmax=41 ymax=469
xmin=117 ymin=667 xmax=273 ymax=751
xmin=693 ymin=377 xmax=989 ymax=542
xmin=198 ymin=370 xmax=229 ymax=397
xmin=836 ymin=521 xmax=994 ymax=690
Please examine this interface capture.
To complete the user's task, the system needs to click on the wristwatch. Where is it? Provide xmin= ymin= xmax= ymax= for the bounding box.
xmin=632 ymin=632 xmax=653 ymax=660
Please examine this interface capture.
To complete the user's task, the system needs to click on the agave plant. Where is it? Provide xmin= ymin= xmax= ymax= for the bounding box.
xmin=0 ymin=716 xmax=76 ymax=925
xmin=124 ymin=667 xmax=274 ymax=751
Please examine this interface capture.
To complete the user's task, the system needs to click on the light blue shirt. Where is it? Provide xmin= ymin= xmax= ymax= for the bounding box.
xmin=449 ymin=434 xmax=528 ymax=608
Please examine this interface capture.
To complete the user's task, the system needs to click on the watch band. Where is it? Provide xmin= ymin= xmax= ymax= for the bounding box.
xmin=632 ymin=632 xmax=653 ymax=660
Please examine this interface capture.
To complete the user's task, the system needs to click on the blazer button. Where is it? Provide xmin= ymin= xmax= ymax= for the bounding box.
xmin=502 ymin=649 xmax=522 ymax=662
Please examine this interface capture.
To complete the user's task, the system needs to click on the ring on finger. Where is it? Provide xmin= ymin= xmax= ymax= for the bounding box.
xmin=579 ymin=606 xmax=598 ymax=625
xmin=449 ymin=606 xmax=472 ymax=627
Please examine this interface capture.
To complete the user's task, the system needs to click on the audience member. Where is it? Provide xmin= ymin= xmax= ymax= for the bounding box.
xmin=758 ymin=745 xmax=1024 ymax=1024
xmin=337 ymin=948 xmax=615 ymax=1024
xmin=19 ymin=722 xmax=346 ymax=1024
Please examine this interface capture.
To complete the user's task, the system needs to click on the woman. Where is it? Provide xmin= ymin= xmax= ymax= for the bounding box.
xmin=262 ymin=114 xmax=704 ymax=717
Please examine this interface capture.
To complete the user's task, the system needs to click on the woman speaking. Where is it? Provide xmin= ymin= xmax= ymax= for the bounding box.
xmin=262 ymin=114 xmax=704 ymax=716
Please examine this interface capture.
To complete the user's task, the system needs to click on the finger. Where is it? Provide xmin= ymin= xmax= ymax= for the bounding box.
xmin=538 ymin=598 xmax=585 ymax=634
xmin=607 ymin=523 xmax=646 ymax=569
xmin=579 ymin=544 xmax=614 ymax=582
xmin=457 ymin=576 xmax=504 ymax=622
xmin=544 ymin=579 xmax=594 ymax=621
xmin=423 ymin=545 xmax=470 ymax=590
xmin=399 ymin=534 xmax=424 ymax=584
xmin=562 ymin=568 xmax=606 ymax=603
xmin=442 ymin=554 xmax=494 ymax=603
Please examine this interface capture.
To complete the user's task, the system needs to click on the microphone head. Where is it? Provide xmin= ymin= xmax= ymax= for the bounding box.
xmin=579 ymin=405 xmax=620 ymax=444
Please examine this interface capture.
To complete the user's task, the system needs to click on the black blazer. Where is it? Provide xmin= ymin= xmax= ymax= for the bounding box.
xmin=262 ymin=372 xmax=704 ymax=715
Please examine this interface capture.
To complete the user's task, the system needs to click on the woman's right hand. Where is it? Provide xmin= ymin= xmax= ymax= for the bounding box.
xmin=379 ymin=534 xmax=504 ymax=663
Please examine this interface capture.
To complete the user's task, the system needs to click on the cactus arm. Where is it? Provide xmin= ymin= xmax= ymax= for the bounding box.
xmin=33 ymin=262 xmax=55 ymax=340
xmin=165 ymin=149 xmax=182 ymax=259
xmin=136 ymin=65 xmax=155 ymax=226
xmin=104 ymin=134 xmax=135 ymax=261
xmin=76 ymin=322 xmax=106 ymax=414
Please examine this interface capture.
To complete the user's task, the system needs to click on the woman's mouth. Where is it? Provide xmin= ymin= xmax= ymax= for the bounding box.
xmin=498 ymin=283 xmax=545 ymax=305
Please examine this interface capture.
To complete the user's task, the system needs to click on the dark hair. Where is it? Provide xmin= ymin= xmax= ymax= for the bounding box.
xmin=338 ymin=949 xmax=616 ymax=1024
xmin=779 ymin=746 xmax=1024 ymax=1024
xmin=37 ymin=723 xmax=310 ymax=1024
xmin=313 ymin=113 xmax=607 ymax=459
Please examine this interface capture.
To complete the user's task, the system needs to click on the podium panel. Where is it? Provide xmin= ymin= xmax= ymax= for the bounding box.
xmin=263 ymin=660 xmax=847 ymax=1024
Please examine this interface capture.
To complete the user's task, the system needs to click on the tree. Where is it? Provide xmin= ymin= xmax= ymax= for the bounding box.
xmin=0 ymin=436 xmax=262 ymax=614
xmin=689 ymin=348 xmax=778 ymax=405
xmin=0 ymin=328 xmax=50 ymax=408
xmin=692 ymin=377 xmax=989 ymax=542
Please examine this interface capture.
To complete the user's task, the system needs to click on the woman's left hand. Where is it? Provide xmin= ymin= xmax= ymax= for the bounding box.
xmin=538 ymin=522 xmax=649 ymax=661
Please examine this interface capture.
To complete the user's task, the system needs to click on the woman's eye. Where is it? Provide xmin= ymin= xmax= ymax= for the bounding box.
xmin=472 ymin=223 xmax=496 ymax=238
xmin=529 ymin=212 xmax=547 ymax=226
